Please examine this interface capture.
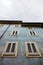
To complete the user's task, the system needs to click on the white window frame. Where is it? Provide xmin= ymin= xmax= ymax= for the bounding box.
xmin=25 ymin=42 xmax=41 ymax=57
xmin=11 ymin=30 xmax=19 ymax=36
xmin=2 ymin=42 xmax=18 ymax=57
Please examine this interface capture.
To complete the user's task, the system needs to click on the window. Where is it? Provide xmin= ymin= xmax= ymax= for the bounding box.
xmin=29 ymin=31 xmax=38 ymax=36
xmin=11 ymin=30 xmax=19 ymax=36
xmin=25 ymin=42 xmax=41 ymax=57
xmin=2 ymin=42 xmax=18 ymax=57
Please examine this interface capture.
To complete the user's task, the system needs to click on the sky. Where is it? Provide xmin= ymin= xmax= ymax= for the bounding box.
xmin=0 ymin=0 xmax=43 ymax=22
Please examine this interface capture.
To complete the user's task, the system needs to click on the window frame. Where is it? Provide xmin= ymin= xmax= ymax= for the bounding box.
xmin=25 ymin=42 xmax=41 ymax=57
xmin=2 ymin=42 xmax=18 ymax=57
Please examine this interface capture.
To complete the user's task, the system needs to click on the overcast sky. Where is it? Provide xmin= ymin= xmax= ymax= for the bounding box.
xmin=0 ymin=0 xmax=43 ymax=22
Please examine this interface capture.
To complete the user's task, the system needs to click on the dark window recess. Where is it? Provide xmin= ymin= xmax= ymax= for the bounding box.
xmin=6 ymin=43 xmax=11 ymax=52
xmin=11 ymin=43 xmax=15 ymax=52
xmin=13 ymin=31 xmax=15 ymax=35
xmin=32 ymin=31 xmax=35 ymax=35
xmin=31 ymin=43 xmax=37 ymax=52
xmin=16 ymin=31 xmax=17 ymax=35
xmin=27 ymin=43 xmax=32 ymax=52
xmin=30 ymin=31 xmax=32 ymax=35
